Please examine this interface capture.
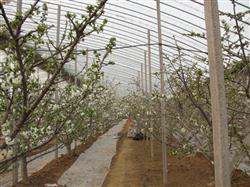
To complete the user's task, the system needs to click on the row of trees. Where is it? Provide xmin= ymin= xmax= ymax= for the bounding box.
xmin=126 ymin=0 xmax=250 ymax=174
xmin=0 ymin=0 xmax=127 ymax=183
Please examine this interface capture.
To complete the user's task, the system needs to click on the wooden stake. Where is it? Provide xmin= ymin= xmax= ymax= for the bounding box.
xmin=204 ymin=1 xmax=231 ymax=187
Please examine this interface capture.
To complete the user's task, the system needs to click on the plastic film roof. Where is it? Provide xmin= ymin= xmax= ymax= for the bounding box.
xmin=1 ymin=0 xmax=250 ymax=94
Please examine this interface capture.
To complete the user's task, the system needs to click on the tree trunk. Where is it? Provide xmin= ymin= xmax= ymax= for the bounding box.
xmin=55 ymin=140 xmax=58 ymax=159
xmin=66 ymin=143 xmax=71 ymax=154
xmin=12 ymin=144 xmax=19 ymax=185
xmin=74 ymin=140 xmax=77 ymax=148
xmin=20 ymin=154 xmax=28 ymax=182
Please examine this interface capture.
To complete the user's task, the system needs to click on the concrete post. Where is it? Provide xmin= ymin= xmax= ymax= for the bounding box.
xmin=56 ymin=5 xmax=61 ymax=49
xmin=148 ymin=29 xmax=154 ymax=160
xmin=144 ymin=51 xmax=148 ymax=93
xmin=12 ymin=1 xmax=23 ymax=184
xmin=55 ymin=4 xmax=61 ymax=159
xmin=141 ymin=64 xmax=144 ymax=94
xmin=156 ymin=0 xmax=168 ymax=184
xmin=16 ymin=0 xmax=22 ymax=13
xmin=75 ymin=46 xmax=78 ymax=85
xmin=137 ymin=71 xmax=141 ymax=92
xmin=204 ymin=1 xmax=231 ymax=187
xmin=148 ymin=30 xmax=152 ymax=94
xmin=86 ymin=49 xmax=89 ymax=70
xmin=33 ymin=44 xmax=36 ymax=79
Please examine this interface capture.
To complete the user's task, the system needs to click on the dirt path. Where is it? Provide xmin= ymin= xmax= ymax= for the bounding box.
xmin=102 ymin=123 xmax=164 ymax=187
xmin=102 ymin=124 xmax=250 ymax=187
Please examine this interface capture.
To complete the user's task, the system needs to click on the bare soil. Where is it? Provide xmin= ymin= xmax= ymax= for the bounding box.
xmin=102 ymin=123 xmax=250 ymax=187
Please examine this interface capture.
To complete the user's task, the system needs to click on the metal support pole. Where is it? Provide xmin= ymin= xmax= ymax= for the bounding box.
xmin=141 ymin=63 xmax=144 ymax=94
xmin=204 ymin=1 xmax=231 ymax=187
xmin=144 ymin=51 xmax=148 ymax=93
xmin=156 ymin=0 xmax=167 ymax=184
xmin=148 ymin=29 xmax=154 ymax=160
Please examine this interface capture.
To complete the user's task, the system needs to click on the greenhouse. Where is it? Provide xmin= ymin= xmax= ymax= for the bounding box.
xmin=0 ymin=0 xmax=250 ymax=186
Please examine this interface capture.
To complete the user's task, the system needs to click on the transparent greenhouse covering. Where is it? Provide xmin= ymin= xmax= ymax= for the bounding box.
xmin=1 ymin=0 xmax=250 ymax=94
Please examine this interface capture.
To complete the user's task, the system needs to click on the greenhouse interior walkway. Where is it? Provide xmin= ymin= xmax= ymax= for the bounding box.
xmin=58 ymin=119 xmax=125 ymax=187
